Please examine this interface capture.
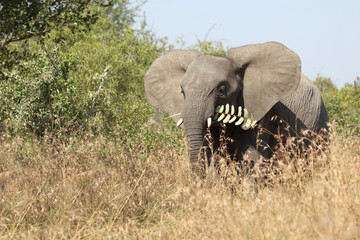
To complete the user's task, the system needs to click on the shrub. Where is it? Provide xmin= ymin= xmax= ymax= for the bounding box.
xmin=314 ymin=75 xmax=360 ymax=135
xmin=0 ymin=4 xmax=173 ymax=142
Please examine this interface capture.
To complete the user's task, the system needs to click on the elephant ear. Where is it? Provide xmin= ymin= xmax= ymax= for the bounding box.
xmin=227 ymin=42 xmax=301 ymax=128
xmin=144 ymin=50 xmax=203 ymax=125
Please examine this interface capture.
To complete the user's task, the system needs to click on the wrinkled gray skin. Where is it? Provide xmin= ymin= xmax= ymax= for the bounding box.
xmin=144 ymin=42 xmax=328 ymax=175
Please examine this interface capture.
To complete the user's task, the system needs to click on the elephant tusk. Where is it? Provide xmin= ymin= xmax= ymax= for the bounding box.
xmin=176 ymin=118 xmax=184 ymax=127
xmin=216 ymin=105 xmax=224 ymax=113
xmin=229 ymin=115 xmax=237 ymax=123
xmin=244 ymin=118 xmax=252 ymax=128
xmin=223 ymin=114 xmax=231 ymax=123
xmin=251 ymin=120 xmax=257 ymax=128
xmin=224 ymin=104 xmax=230 ymax=114
xmin=213 ymin=104 xmax=256 ymax=128
xmin=217 ymin=113 xmax=226 ymax=122
xmin=235 ymin=117 xmax=244 ymax=126
xmin=237 ymin=106 xmax=242 ymax=116
xmin=230 ymin=105 xmax=235 ymax=115
xmin=207 ymin=117 xmax=212 ymax=128
xmin=243 ymin=108 xmax=249 ymax=118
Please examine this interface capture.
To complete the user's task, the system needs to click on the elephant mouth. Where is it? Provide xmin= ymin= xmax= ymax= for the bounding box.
xmin=177 ymin=103 xmax=257 ymax=130
xmin=211 ymin=104 xmax=257 ymax=129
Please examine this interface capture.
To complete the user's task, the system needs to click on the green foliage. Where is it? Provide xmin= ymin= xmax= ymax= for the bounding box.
xmin=64 ymin=19 xmax=170 ymax=138
xmin=189 ymin=39 xmax=227 ymax=56
xmin=185 ymin=24 xmax=227 ymax=56
xmin=0 ymin=42 xmax=82 ymax=136
xmin=314 ymin=75 xmax=360 ymax=135
xmin=314 ymin=74 xmax=338 ymax=93
xmin=0 ymin=1 xmax=181 ymax=148
xmin=104 ymin=0 xmax=146 ymax=32
xmin=0 ymin=0 xmax=110 ymax=136
xmin=0 ymin=0 xmax=106 ymax=49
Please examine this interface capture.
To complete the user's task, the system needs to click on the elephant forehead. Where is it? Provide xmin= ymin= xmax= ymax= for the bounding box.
xmin=183 ymin=55 xmax=233 ymax=84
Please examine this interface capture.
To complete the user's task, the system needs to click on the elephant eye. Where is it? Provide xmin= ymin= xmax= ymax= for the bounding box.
xmin=217 ymin=83 xmax=227 ymax=97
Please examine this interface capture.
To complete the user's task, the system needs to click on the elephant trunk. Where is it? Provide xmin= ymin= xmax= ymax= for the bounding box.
xmin=185 ymin=123 xmax=206 ymax=175
xmin=183 ymin=95 xmax=213 ymax=176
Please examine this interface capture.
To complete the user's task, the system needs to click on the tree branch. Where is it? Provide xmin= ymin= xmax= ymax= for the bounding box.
xmin=0 ymin=30 xmax=48 ymax=50
xmin=1 ymin=34 xmax=9 ymax=49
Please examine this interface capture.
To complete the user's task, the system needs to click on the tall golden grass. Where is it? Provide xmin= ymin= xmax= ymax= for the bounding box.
xmin=0 ymin=126 xmax=359 ymax=239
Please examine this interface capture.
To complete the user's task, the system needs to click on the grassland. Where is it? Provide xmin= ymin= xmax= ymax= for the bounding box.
xmin=0 ymin=127 xmax=359 ymax=239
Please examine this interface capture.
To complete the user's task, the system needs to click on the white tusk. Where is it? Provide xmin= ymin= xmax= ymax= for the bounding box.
xmin=225 ymin=104 xmax=230 ymax=114
xmin=244 ymin=108 xmax=249 ymax=118
xmin=216 ymin=105 xmax=224 ymax=113
xmin=251 ymin=120 xmax=257 ymax=128
xmin=244 ymin=118 xmax=252 ymax=128
xmin=223 ymin=114 xmax=231 ymax=123
xmin=207 ymin=117 xmax=212 ymax=128
xmin=176 ymin=118 xmax=184 ymax=127
xmin=229 ymin=115 xmax=237 ymax=123
xmin=230 ymin=105 xmax=235 ymax=115
xmin=237 ymin=106 xmax=242 ymax=116
xmin=217 ymin=113 xmax=226 ymax=122
xmin=235 ymin=117 xmax=244 ymax=126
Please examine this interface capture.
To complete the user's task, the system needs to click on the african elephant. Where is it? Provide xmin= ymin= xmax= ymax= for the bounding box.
xmin=144 ymin=42 xmax=329 ymax=175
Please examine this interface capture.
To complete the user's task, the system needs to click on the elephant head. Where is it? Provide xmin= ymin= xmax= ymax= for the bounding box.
xmin=144 ymin=42 xmax=301 ymax=174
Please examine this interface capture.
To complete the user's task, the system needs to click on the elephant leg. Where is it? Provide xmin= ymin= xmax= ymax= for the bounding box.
xmin=234 ymin=122 xmax=273 ymax=176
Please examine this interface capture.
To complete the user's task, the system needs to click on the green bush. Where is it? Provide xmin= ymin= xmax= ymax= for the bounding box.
xmin=0 ymin=3 xmax=183 ymax=148
xmin=315 ymin=75 xmax=360 ymax=135
xmin=189 ymin=39 xmax=227 ymax=56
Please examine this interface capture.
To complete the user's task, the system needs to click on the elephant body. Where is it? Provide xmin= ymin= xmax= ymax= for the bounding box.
xmin=225 ymin=74 xmax=329 ymax=163
xmin=276 ymin=74 xmax=328 ymax=133
xmin=144 ymin=42 xmax=328 ymax=175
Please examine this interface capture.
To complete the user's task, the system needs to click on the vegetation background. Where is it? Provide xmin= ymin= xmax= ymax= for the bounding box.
xmin=0 ymin=0 xmax=359 ymax=239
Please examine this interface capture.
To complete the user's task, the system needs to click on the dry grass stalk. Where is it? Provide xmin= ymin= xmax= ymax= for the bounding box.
xmin=0 ymin=125 xmax=359 ymax=239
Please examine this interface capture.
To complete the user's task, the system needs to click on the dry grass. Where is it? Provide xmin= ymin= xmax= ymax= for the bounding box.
xmin=0 ymin=127 xmax=359 ymax=239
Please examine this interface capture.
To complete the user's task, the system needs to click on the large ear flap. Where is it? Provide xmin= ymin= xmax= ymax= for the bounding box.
xmin=144 ymin=50 xmax=203 ymax=124
xmin=227 ymin=42 xmax=301 ymax=126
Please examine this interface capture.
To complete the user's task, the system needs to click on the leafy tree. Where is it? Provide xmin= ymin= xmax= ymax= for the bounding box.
xmin=314 ymin=75 xmax=360 ymax=135
xmin=104 ymin=0 xmax=145 ymax=32
xmin=187 ymin=24 xmax=227 ymax=56
xmin=0 ymin=1 xmax=174 ymax=142
xmin=0 ymin=0 xmax=106 ymax=136
xmin=0 ymin=0 xmax=107 ymax=49
xmin=189 ymin=39 xmax=227 ymax=56
xmin=314 ymin=74 xmax=338 ymax=93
